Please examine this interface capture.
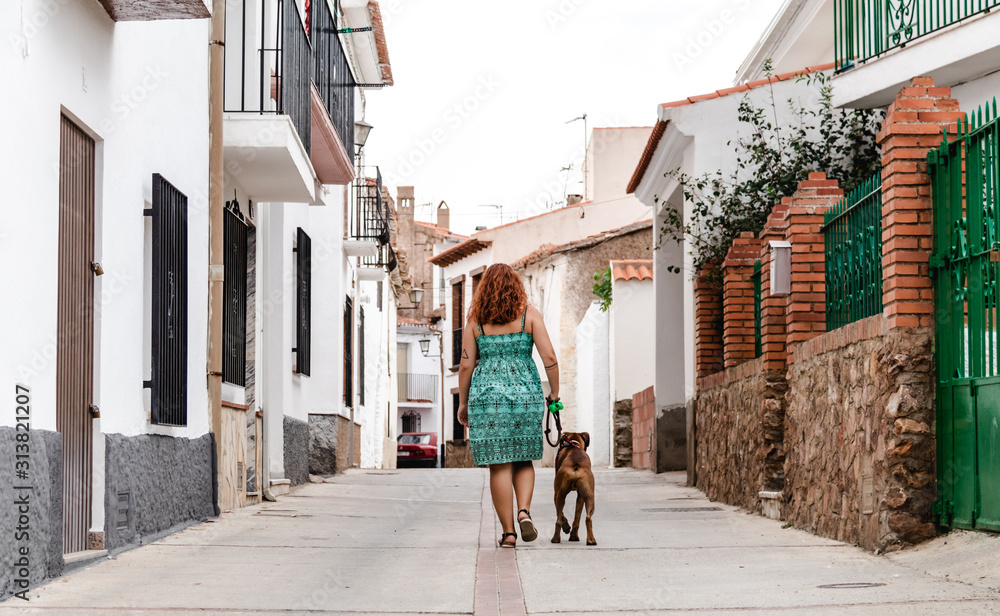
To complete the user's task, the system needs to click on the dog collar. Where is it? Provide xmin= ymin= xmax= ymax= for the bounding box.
xmin=559 ymin=439 xmax=581 ymax=449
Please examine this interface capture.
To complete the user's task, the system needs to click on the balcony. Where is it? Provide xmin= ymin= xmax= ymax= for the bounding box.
xmin=97 ymin=0 xmax=209 ymax=20
xmin=398 ymin=373 xmax=439 ymax=404
xmin=833 ymin=0 xmax=1000 ymax=107
xmin=223 ymin=0 xmax=356 ymax=204
xmin=347 ymin=167 xmax=396 ymax=274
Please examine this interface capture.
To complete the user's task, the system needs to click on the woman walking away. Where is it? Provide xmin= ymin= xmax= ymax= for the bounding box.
xmin=457 ymin=263 xmax=560 ymax=548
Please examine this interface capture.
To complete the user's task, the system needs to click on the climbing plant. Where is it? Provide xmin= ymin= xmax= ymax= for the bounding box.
xmin=592 ymin=267 xmax=613 ymax=312
xmin=656 ymin=64 xmax=883 ymax=283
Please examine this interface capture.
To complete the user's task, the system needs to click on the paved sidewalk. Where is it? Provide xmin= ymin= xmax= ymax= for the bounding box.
xmin=1 ymin=468 xmax=997 ymax=614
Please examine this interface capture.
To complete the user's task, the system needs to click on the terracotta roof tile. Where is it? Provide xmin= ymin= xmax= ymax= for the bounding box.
xmin=611 ymin=260 xmax=653 ymax=282
xmin=427 ymin=238 xmax=491 ymax=267
xmin=626 ymin=120 xmax=668 ymax=194
xmin=368 ymin=2 xmax=393 ymax=86
xmin=511 ymin=220 xmax=653 ymax=270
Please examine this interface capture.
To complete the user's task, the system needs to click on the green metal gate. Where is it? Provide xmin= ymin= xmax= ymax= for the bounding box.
xmin=929 ymin=100 xmax=1000 ymax=531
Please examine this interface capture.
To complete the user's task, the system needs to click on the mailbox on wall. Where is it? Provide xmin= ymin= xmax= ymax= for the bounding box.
xmin=769 ymin=240 xmax=792 ymax=296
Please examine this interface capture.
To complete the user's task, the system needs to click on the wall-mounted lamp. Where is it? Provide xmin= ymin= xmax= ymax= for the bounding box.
xmin=354 ymin=120 xmax=373 ymax=153
xmin=409 ymin=288 xmax=424 ymax=304
xmin=90 ymin=261 xmax=104 ymax=276
xmin=419 ymin=338 xmax=441 ymax=358
xmin=769 ymin=240 xmax=792 ymax=296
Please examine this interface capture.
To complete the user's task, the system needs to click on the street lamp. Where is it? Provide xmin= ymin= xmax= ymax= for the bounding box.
xmin=419 ymin=338 xmax=441 ymax=357
xmin=354 ymin=120 xmax=373 ymax=153
xmin=409 ymin=288 xmax=424 ymax=304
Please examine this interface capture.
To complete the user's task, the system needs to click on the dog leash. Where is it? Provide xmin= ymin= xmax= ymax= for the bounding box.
xmin=544 ymin=398 xmax=564 ymax=448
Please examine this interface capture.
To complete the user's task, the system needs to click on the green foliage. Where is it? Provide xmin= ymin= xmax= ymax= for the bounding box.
xmin=656 ymin=63 xmax=884 ymax=284
xmin=592 ymin=267 xmax=613 ymax=312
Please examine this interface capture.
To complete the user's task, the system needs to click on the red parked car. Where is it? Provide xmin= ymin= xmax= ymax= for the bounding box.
xmin=397 ymin=433 xmax=438 ymax=468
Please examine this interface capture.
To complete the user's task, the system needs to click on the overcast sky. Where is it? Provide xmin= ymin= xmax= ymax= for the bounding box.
xmin=362 ymin=0 xmax=786 ymax=235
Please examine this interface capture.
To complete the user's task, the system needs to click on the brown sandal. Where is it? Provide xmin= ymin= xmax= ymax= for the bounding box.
xmin=498 ymin=532 xmax=517 ymax=548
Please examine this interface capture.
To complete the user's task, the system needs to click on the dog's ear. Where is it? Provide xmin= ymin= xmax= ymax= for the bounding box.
xmin=581 ymin=432 xmax=590 ymax=449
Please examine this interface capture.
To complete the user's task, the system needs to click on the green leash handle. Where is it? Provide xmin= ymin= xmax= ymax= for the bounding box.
xmin=548 ymin=400 xmax=564 ymax=413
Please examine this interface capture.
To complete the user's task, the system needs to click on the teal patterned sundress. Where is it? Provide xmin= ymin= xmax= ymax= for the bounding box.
xmin=468 ymin=310 xmax=544 ymax=466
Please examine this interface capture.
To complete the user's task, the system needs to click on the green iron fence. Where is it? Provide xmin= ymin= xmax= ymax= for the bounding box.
xmin=834 ymin=0 xmax=1000 ymax=73
xmin=752 ymin=260 xmax=763 ymax=358
xmin=929 ymin=99 xmax=1000 ymax=531
xmin=823 ymin=171 xmax=884 ymax=331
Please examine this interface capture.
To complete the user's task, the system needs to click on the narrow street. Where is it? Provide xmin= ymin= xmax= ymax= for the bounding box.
xmin=2 ymin=469 xmax=996 ymax=615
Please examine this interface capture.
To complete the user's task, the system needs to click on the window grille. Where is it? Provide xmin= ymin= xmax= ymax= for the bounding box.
xmin=145 ymin=174 xmax=189 ymax=426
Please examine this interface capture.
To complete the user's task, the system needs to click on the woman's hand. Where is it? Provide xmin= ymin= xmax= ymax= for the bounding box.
xmin=546 ymin=394 xmax=560 ymax=408
xmin=457 ymin=403 xmax=469 ymax=427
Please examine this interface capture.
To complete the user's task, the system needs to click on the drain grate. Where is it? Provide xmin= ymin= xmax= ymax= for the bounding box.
xmin=817 ymin=583 xmax=886 ymax=589
xmin=641 ymin=507 xmax=722 ymax=513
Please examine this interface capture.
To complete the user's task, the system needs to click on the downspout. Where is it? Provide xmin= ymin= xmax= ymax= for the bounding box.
xmin=208 ymin=0 xmax=226 ymax=510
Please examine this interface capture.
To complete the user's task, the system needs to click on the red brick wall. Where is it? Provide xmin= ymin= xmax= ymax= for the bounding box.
xmin=722 ymin=233 xmax=762 ymax=367
xmin=694 ymin=269 xmax=723 ymax=378
xmin=877 ymin=77 xmax=960 ymax=329
xmin=631 ymin=386 xmax=655 ymax=470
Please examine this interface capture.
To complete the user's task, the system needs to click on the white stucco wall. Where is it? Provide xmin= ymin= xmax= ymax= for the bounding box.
xmin=2 ymin=2 xmax=211 ymax=440
xmin=585 ymin=127 xmax=654 ymax=204
xmin=575 ymin=302 xmax=610 ymax=467
xmin=609 ymin=278 xmax=655 ymax=403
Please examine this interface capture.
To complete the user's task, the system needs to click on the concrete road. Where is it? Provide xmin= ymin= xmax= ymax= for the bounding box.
xmin=1 ymin=468 xmax=997 ymax=615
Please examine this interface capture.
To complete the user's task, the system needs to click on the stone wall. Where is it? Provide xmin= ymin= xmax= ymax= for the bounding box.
xmin=104 ymin=433 xmax=215 ymax=555
xmin=283 ymin=416 xmax=309 ymax=486
xmin=0 ymin=428 xmax=62 ymax=601
xmin=613 ymin=399 xmax=632 ymax=468
xmin=445 ymin=440 xmax=474 ymax=468
xmin=695 ymin=358 xmax=786 ymax=512
xmin=308 ymin=414 xmax=359 ymax=475
xmin=785 ymin=317 xmax=936 ymax=551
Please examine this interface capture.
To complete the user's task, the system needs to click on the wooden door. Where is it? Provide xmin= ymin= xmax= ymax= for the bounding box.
xmin=57 ymin=114 xmax=96 ymax=553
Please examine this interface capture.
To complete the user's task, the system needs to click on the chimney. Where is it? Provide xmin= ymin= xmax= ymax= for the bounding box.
xmin=397 ymin=186 xmax=415 ymax=209
xmin=567 ymin=194 xmax=584 ymax=206
xmin=436 ymin=201 xmax=450 ymax=231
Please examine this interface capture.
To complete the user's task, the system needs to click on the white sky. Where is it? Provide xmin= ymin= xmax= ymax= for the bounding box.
xmin=362 ymin=0 xmax=787 ymax=235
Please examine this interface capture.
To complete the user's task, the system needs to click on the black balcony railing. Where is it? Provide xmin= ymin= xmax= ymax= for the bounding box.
xmin=352 ymin=166 xmax=395 ymax=270
xmin=224 ymin=0 xmax=312 ymax=154
xmin=311 ymin=0 xmax=355 ymax=153
xmin=398 ymin=373 xmax=439 ymax=403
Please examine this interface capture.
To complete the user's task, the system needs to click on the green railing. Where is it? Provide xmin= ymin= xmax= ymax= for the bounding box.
xmin=823 ymin=171 xmax=884 ymax=331
xmin=752 ymin=260 xmax=763 ymax=358
xmin=930 ymin=100 xmax=1000 ymax=381
xmin=834 ymin=0 xmax=999 ymax=73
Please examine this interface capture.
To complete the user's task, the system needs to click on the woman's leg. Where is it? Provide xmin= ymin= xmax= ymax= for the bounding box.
xmin=489 ymin=463 xmax=516 ymax=537
xmin=512 ymin=460 xmax=535 ymax=520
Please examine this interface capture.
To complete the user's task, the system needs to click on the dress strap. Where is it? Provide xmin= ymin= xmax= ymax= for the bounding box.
xmin=477 ymin=321 xmax=484 ymax=336
xmin=520 ymin=308 xmax=527 ymax=332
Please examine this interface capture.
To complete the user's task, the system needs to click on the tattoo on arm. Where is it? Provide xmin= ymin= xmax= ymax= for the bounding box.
xmin=544 ymin=362 xmax=558 ymax=369
xmin=462 ymin=349 xmax=469 ymax=359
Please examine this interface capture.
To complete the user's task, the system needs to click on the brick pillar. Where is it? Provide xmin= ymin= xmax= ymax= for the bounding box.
xmin=784 ymin=173 xmax=842 ymax=350
xmin=759 ymin=201 xmax=789 ymax=371
xmin=722 ymin=232 xmax=762 ymax=367
xmin=694 ymin=267 xmax=723 ymax=379
xmin=877 ymin=77 xmax=961 ymax=329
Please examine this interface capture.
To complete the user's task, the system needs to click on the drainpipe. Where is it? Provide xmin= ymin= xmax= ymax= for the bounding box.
xmin=208 ymin=0 xmax=226 ymax=507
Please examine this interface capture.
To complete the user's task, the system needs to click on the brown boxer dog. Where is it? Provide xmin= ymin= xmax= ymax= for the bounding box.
xmin=551 ymin=431 xmax=596 ymax=545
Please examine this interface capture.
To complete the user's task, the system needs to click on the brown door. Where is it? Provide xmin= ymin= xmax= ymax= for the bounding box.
xmin=57 ymin=114 xmax=95 ymax=553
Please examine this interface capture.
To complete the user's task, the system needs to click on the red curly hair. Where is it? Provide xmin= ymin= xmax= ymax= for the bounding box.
xmin=468 ymin=263 xmax=528 ymax=326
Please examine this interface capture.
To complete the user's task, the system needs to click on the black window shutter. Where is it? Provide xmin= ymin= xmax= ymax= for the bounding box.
xmin=359 ymin=307 xmax=365 ymax=406
xmin=223 ymin=206 xmax=247 ymax=386
xmin=295 ymin=228 xmax=311 ymax=375
xmin=452 ymin=393 xmax=463 ymax=440
xmin=343 ymin=297 xmax=353 ymax=405
xmin=147 ymin=173 xmax=188 ymax=426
